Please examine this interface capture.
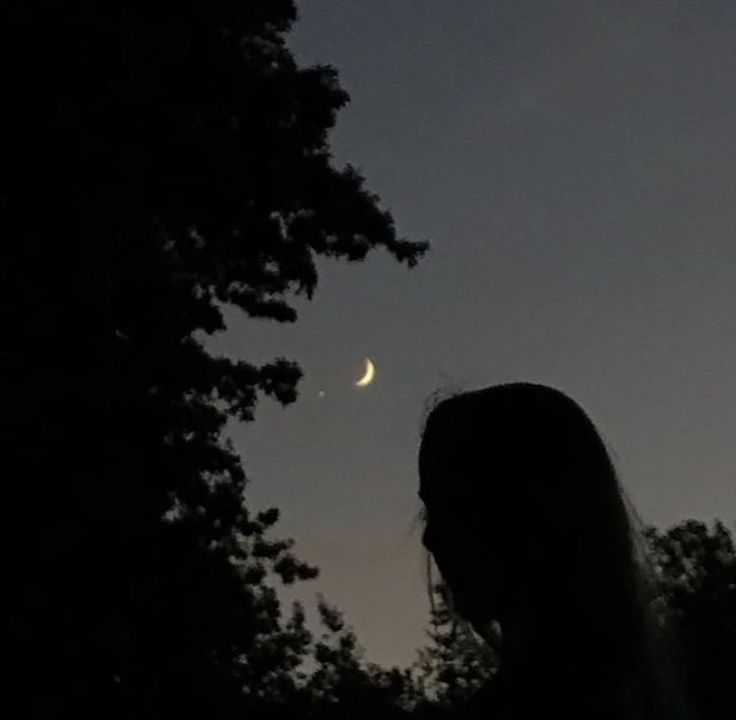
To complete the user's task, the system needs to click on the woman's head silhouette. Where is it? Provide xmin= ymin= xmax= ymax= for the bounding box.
xmin=418 ymin=382 xmax=690 ymax=720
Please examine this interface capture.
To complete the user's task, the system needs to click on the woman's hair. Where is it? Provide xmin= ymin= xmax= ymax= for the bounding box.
xmin=417 ymin=382 xmax=693 ymax=720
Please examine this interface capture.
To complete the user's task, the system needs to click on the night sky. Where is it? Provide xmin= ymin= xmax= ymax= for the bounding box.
xmin=204 ymin=1 xmax=736 ymax=668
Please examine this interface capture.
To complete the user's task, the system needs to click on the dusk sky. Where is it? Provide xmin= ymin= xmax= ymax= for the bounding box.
xmin=204 ymin=1 xmax=736 ymax=669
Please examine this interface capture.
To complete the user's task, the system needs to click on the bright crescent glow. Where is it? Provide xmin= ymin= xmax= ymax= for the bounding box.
xmin=355 ymin=358 xmax=375 ymax=387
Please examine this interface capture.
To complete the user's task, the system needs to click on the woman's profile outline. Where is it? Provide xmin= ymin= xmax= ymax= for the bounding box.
xmin=417 ymin=381 xmax=692 ymax=720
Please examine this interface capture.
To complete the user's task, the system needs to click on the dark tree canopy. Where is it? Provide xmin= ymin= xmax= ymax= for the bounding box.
xmin=645 ymin=520 xmax=736 ymax=720
xmin=1 ymin=2 xmax=426 ymax=718
xmin=413 ymin=582 xmax=498 ymax=709
xmin=4 ymin=0 xmax=427 ymax=347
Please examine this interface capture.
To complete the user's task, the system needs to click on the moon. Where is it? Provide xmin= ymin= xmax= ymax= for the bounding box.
xmin=355 ymin=358 xmax=376 ymax=388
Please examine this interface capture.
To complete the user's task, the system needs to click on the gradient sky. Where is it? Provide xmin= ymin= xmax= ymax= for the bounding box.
xmin=204 ymin=1 xmax=736 ymax=668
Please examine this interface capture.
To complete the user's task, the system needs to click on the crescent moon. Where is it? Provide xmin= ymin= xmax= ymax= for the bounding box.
xmin=355 ymin=358 xmax=376 ymax=387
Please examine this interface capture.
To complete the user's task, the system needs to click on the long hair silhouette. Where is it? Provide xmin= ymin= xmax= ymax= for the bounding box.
xmin=417 ymin=382 xmax=692 ymax=720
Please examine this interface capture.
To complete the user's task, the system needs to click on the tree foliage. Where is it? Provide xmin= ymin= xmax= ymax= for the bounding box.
xmin=303 ymin=596 xmax=419 ymax=720
xmin=645 ymin=520 xmax=736 ymax=720
xmin=412 ymin=581 xmax=498 ymax=708
xmin=2 ymin=1 xmax=426 ymax=717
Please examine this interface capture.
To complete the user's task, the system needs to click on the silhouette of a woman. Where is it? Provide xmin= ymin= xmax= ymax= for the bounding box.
xmin=418 ymin=382 xmax=690 ymax=720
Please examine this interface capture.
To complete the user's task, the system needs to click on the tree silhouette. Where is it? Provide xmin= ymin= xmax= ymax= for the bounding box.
xmin=2 ymin=1 xmax=427 ymax=717
xmin=303 ymin=596 xmax=419 ymax=720
xmin=645 ymin=520 xmax=736 ymax=720
xmin=412 ymin=581 xmax=498 ymax=710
